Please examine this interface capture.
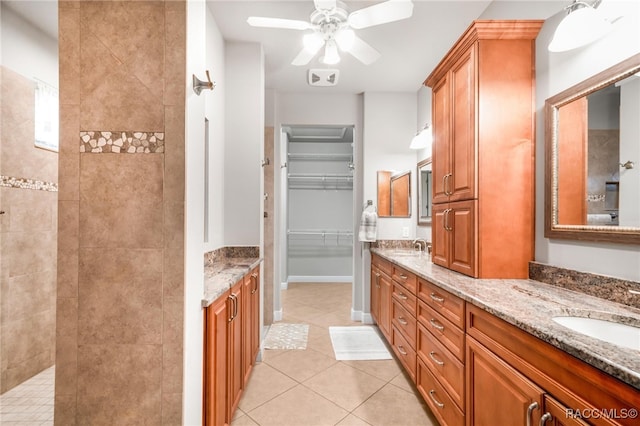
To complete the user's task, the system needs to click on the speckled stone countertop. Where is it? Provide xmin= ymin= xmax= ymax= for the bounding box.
xmin=371 ymin=248 xmax=640 ymax=390
xmin=202 ymin=257 xmax=262 ymax=308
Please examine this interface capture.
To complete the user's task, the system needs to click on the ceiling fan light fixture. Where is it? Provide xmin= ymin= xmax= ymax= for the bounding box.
xmin=303 ymin=33 xmax=324 ymax=53
xmin=335 ymin=28 xmax=355 ymax=51
xmin=322 ymin=40 xmax=341 ymax=64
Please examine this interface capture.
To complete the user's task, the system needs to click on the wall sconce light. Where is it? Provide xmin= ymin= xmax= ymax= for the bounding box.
xmin=409 ymin=124 xmax=432 ymax=150
xmin=193 ymin=70 xmax=216 ymax=95
xmin=548 ymin=0 xmax=612 ymax=52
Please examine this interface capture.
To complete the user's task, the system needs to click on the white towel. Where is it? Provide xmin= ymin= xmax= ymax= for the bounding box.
xmin=358 ymin=209 xmax=378 ymax=242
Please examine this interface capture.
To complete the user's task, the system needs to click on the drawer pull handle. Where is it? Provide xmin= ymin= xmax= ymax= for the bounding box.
xmin=397 ymin=345 xmax=408 ymax=356
xmin=429 ymin=319 xmax=444 ymax=331
xmin=375 ymin=273 xmax=381 ymax=288
xmin=430 ymin=293 xmax=445 ymax=303
xmin=398 ymin=317 xmax=408 ymax=325
xmin=526 ymin=402 xmax=539 ymax=426
xmin=428 ymin=390 xmax=445 ymax=408
xmin=539 ymin=413 xmax=552 ymax=426
xmin=399 ymin=274 xmax=408 ymax=280
xmin=398 ymin=293 xmax=408 ymax=300
xmin=429 ymin=351 xmax=445 ymax=366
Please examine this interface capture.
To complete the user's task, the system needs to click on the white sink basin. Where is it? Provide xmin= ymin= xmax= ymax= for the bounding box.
xmin=552 ymin=316 xmax=640 ymax=351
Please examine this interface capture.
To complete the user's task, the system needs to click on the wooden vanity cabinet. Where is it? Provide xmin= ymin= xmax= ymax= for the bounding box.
xmin=466 ymin=304 xmax=640 ymax=426
xmin=426 ymin=20 xmax=543 ymax=279
xmin=390 ymin=264 xmax=419 ymax=381
xmin=204 ymin=266 xmax=261 ymax=426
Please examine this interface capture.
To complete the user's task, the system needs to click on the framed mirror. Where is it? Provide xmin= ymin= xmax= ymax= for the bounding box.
xmin=545 ymin=53 xmax=640 ymax=244
xmin=417 ymin=158 xmax=432 ymax=225
xmin=377 ymin=170 xmax=411 ymax=217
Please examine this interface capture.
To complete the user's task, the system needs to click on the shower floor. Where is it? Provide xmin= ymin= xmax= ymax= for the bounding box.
xmin=0 ymin=366 xmax=54 ymax=425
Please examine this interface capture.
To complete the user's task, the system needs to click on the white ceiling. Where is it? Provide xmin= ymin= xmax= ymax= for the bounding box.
xmin=3 ymin=1 xmax=566 ymax=94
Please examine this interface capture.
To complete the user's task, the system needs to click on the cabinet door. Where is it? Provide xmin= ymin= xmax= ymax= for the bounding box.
xmin=242 ymin=268 xmax=259 ymax=385
xmin=432 ymin=75 xmax=451 ymax=205
xmin=540 ymin=395 xmax=589 ymax=426
xmin=228 ymin=281 xmax=243 ymax=420
xmin=370 ymin=266 xmax=381 ymax=325
xmin=449 ymin=200 xmax=476 ymax=277
xmin=467 ymin=336 xmax=544 ymax=426
xmin=204 ymin=292 xmax=229 ymax=426
xmin=432 ymin=203 xmax=450 ymax=269
xmin=379 ymin=271 xmax=393 ymax=341
xmin=449 ymin=47 xmax=476 ymax=202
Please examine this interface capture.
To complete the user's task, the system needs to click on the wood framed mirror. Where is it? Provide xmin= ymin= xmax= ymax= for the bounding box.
xmin=545 ymin=53 xmax=640 ymax=244
xmin=417 ymin=158 xmax=432 ymax=226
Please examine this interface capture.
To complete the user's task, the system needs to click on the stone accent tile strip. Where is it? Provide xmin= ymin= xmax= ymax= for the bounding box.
xmin=204 ymin=246 xmax=260 ymax=267
xmin=1 ymin=175 xmax=58 ymax=192
xmin=370 ymin=240 xmax=415 ymax=250
xmin=529 ymin=261 xmax=640 ymax=309
xmin=80 ymin=131 xmax=165 ymax=153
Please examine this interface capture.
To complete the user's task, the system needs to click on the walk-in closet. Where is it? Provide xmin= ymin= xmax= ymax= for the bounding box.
xmin=284 ymin=125 xmax=354 ymax=283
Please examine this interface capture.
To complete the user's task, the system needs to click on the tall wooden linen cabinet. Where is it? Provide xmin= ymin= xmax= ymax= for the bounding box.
xmin=425 ymin=20 xmax=543 ymax=279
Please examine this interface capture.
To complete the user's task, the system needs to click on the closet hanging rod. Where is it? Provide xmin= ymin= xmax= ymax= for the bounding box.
xmin=287 ymin=230 xmax=354 ymax=237
xmin=288 ymin=173 xmax=353 ymax=180
xmin=287 ymin=153 xmax=353 ymax=161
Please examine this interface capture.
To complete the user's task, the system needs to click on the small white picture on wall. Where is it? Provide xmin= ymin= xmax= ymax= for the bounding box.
xmin=34 ymin=79 xmax=59 ymax=152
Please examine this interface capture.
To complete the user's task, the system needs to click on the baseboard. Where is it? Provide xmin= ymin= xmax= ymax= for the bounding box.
xmin=281 ymin=281 xmax=288 ymax=290
xmin=351 ymin=308 xmax=363 ymax=322
xmin=273 ymin=309 xmax=283 ymax=321
xmin=287 ymin=275 xmax=353 ymax=283
xmin=361 ymin=313 xmax=374 ymax=324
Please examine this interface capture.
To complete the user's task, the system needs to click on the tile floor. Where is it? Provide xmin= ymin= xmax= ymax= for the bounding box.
xmin=232 ymin=282 xmax=439 ymax=426
xmin=0 ymin=366 xmax=54 ymax=425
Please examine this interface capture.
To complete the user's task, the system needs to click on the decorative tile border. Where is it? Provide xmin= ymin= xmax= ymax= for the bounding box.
xmin=529 ymin=261 xmax=640 ymax=309
xmin=0 ymin=175 xmax=58 ymax=192
xmin=587 ymin=194 xmax=606 ymax=202
xmin=204 ymin=246 xmax=260 ymax=266
xmin=370 ymin=240 xmax=416 ymax=249
xmin=80 ymin=131 xmax=164 ymax=153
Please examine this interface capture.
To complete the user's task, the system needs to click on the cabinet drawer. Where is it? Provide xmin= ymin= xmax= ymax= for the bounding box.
xmin=392 ymin=326 xmax=416 ymax=382
xmin=417 ymin=322 xmax=464 ymax=411
xmin=392 ymin=282 xmax=417 ymax=318
xmin=418 ymin=279 xmax=464 ymax=329
xmin=372 ymin=254 xmax=392 ymax=276
xmin=417 ymin=358 xmax=464 ymax=426
xmin=392 ymin=265 xmax=417 ymax=295
xmin=392 ymin=299 xmax=416 ymax=349
xmin=417 ymin=299 xmax=465 ymax=362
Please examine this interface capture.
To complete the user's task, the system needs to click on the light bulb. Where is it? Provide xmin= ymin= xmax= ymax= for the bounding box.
xmin=322 ymin=40 xmax=340 ymax=65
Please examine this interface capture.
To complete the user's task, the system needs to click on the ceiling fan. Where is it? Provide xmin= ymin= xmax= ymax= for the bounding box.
xmin=247 ymin=0 xmax=414 ymax=66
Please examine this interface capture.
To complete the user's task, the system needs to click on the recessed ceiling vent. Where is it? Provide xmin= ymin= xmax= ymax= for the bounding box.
xmin=308 ymin=69 xmax=340 ymax=87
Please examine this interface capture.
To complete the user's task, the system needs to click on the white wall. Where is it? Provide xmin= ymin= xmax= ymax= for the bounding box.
xmin=224 ymin=42 xmax=264 ymax=246
xmin=184 ymin=1 xmax=207 ymax=423
xmin=415 ymin=85 xmax=432 ymax=241
xmin=363 ymin=92 xmax=418 ymax=240
xmin=0 ymin=3 xmax=58 ymax=87
xmin=204 ymin=7 xmax=226 ymax=251
xmin=535 ymin=0 xmax=640 ymax=280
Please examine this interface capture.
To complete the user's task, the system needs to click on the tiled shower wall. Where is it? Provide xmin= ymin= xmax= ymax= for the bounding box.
xmin=0 ymin=66 xmax=58 ymax=394
xmin=56 ymin=1 xmax=186 ymax=424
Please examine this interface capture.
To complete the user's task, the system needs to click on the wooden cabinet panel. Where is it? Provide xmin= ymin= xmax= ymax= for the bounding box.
xmin=392 ymin=325 xmax=416 ymax=381
xmin=370 ymin=265 xmax=381 ymax=326
xmin=227 ymin=280 xmax=243 ymax=420
xmin=466 ymin=336 xmax=544 ymax=426
xmin=417 ymin=358 xmax=465 ymax=426
xmin=432 ymin=204 xmax=450 ymax=268
xmin=449 ymin=200 xmax=476 ymax=277
xmin=378 ymin=270 xmax=393 ymax=341
xmin=242 ymin=267 xmax=260 ymax=385
xmin=204 ymin=291 xmax=230 ymax=426
xmin=417 ymin=299 xmax=465 ymax=362
xmin=418 ymin=279 xmax=465 ymax=329
xmin=541 ymin=395 xmax=589 ymax=426
xmin=432 ymin=75 xmax=451 ymax=205
xmin=418 ymin=322 xmax=465 ymax=410
xmin=392 ymin=265 xmax=417 ymax=295
xmin=392 ymin=281 xmax=417 ymax=318
xmin=392 ymin=299 xmax=417 ymax=350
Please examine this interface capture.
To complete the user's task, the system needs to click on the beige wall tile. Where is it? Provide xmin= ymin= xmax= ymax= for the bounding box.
xmin=54 ymin=393 xmax=77 ymax=426
xmin=1 ymin=270 xmax=56 ymax=323
xmin=162 ymin=392 xmax=183 ymax=426
xmin=59 ymin=6 xmax=80 ymax=106
xmin=55 ymin=297 xmax=77 ymax=396
xmin=162 ymin=297 xmax=183 ymax=394
xmin=4 ymin=230 xmax=57 ymax=278
xmin=163 ymin=247 xmax=184 ymax=299
xmin=4 ymin=189 xmax=56 ymax=233
xmin=79 ymin=154 xmax=164 ymax=249
xmin=78 ymin=248 xmax=162 ymax=345
xmin=58 ymin=200 xmax=79 ymax=251
xmin=163 ymin=105 xmax=185 ymax=202
xmin=57 ymin=248 xmax=78 ymax=299
xmin=164 ymin=5 xmax=186 ymax=106
xmin=77 ymin=344 xmax=162 ymax=425
xmin=164 ymin=201 xmax=184 ymax=249
xmin=58 ymin=104 xmax=80 ymax=201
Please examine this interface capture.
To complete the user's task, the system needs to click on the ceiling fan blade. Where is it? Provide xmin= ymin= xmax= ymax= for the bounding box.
xmin=247 ymin=16 xmax=311 ymax=30
xmin=348 ymin=0 xmax=414 ymax=29
xmin=292 ymin=42 xmax=325 ymax=66
xmin=314 ymin=0 xmax=337 ymax=11
xmin=348 ymin=35 xmax=381 ymax=65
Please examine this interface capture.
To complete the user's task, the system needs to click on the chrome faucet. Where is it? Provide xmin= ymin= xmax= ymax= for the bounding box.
xmin=412 ymin=238 xmax=428 ymax=253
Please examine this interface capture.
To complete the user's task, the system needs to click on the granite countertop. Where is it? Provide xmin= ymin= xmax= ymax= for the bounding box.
xmin=371 ymin=248 xmax=640 ymax=390
xmin=202 ymin=257 xmax=262 ymax=307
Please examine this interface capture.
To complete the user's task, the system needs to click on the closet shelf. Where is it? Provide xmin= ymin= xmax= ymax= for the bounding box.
xmin=287 ymin=230 xmax=354 ymax=237
xmin=287 ymin=173 xmax=353 ymax=190
xmin=288 ymin=153 xmax=353 ymax=161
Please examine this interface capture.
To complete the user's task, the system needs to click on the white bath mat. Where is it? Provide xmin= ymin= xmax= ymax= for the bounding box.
xmin=263 ymin=323 xmax=309 ymax=350
xmin=329 ymin=326 xmax=392 ymax=361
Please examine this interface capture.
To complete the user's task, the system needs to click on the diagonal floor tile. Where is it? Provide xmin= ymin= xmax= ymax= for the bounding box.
xmin=352 ymin=383 xmax=438 ymax=426
xmin=237 ymin=363 xmax=297 ymax=413
xmin=265 ymin=347 xmax=337 ymax=383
